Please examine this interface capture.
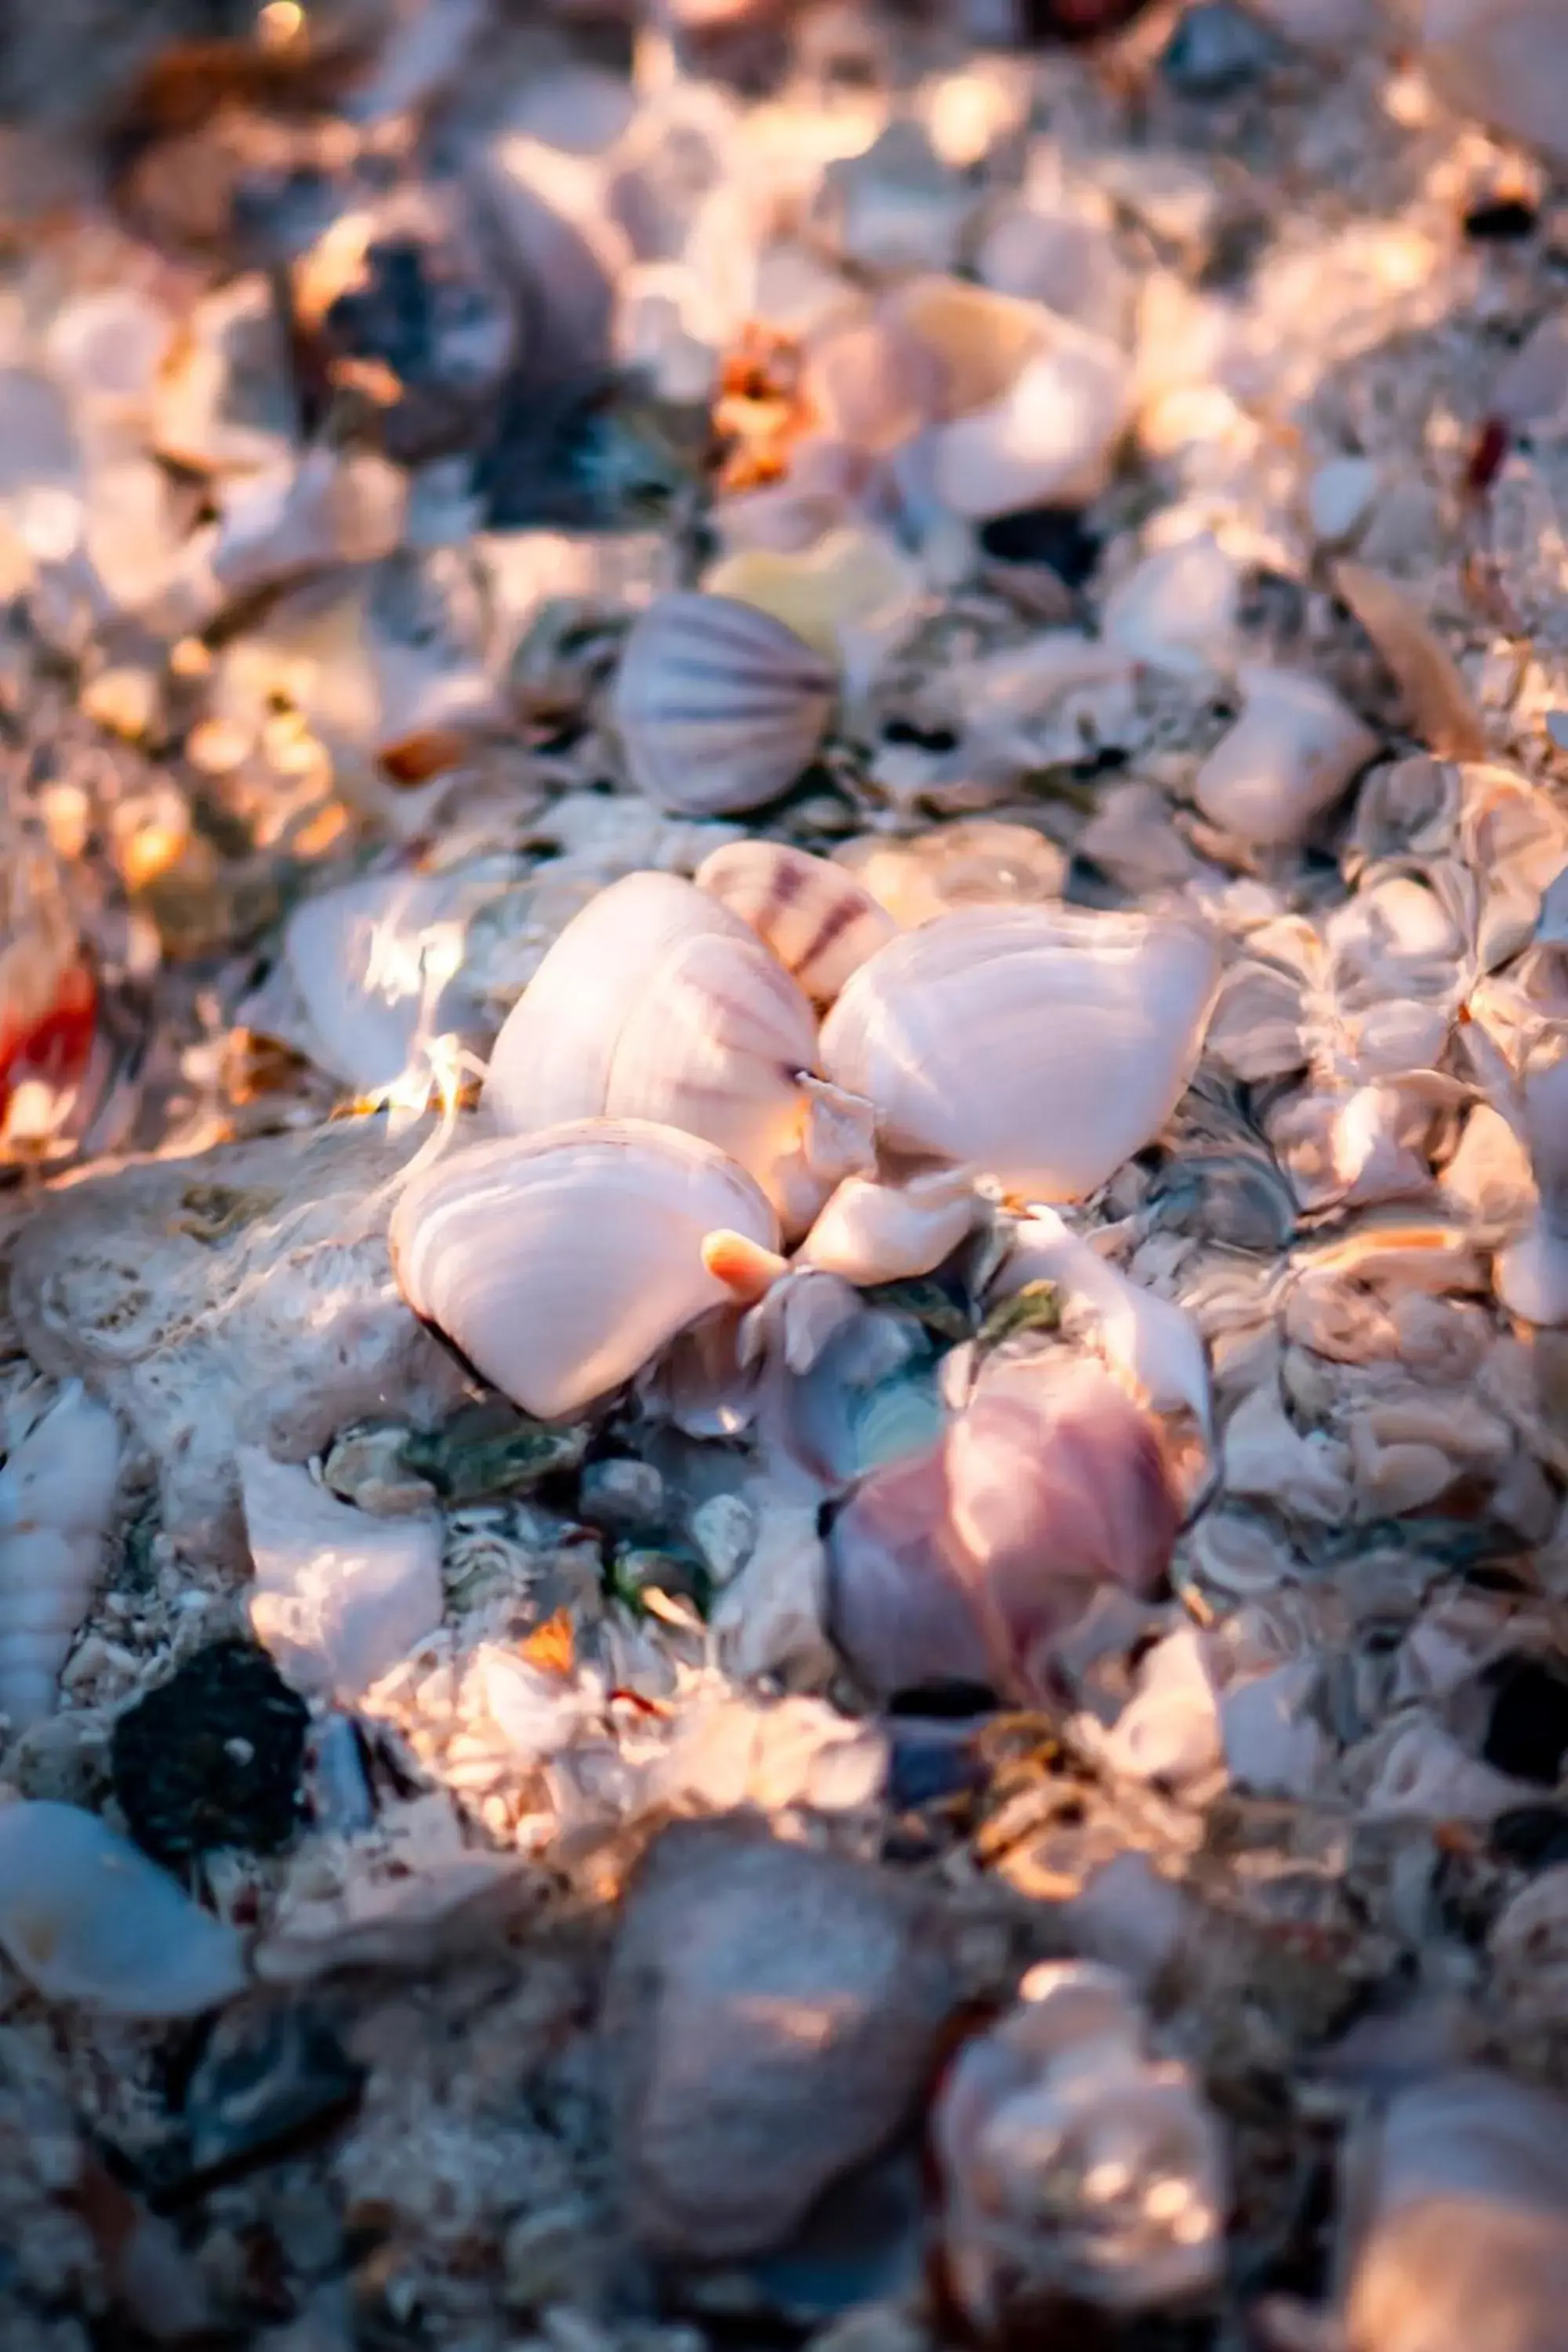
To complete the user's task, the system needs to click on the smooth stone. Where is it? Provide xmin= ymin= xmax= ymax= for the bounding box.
xmin=1308 ymin=455 xmax=1378 ymax=548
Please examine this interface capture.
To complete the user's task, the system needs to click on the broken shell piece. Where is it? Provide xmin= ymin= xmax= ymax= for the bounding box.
xmin=0 ymin=1381 xmax=121 ymax=1733
xmin=833 ymin=819 xmax=1067 ymax=929
xmin=1333 ymin=561 xmax=1486 ymax=760
xmin=266 ymin=866 xmax=481 ymax=1098
xmin=1338 ymin=2068 xmax=1568 ymax=2352
xmin=239 ymin=1450 xmax=443 ymax=1704
xmin=0 ymin=1800 xmax=247 ymax=2015
xmin=1194 ymin=667 xmax=1377 ymax=847
xmin=612 ymin=591 xmax=835 ymax=815
xmin=931 ymin=327 xmax=1132 ymax=518
xmin=1419 ymin=0 xmax=1568 ymax=169
xmin=693 ymin=840 xmax=898 ymax=1006
xmin=704 ymin=526 xmax=921 ymax=694
xmin=821 ymin=906 xmax=1220 ymax=1201
xmin=484 ymin=870 xmax=866 ymax=1234
xmin=934 ymin=1960 xmax=1227 ymax=2328
xmin=827 ymin=1351 xmax=1178 ymax=1703
xmin=390 ymin=1118 xmax=780 ymax=1420
xmin=801 ymin=1165 xmax=979 ymax=1285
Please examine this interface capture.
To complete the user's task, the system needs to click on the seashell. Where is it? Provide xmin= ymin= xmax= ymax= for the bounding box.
xmin=390 ymin=1117 xmax=781 ymax=1421
xmin=1193 ymin=666 xmax=1377 ymax=847
xmin=1102 ymin=533 xmax=1239 ymax=676
xmin=239 ymin=1450 xmax=444 ymax=1704
xmin=930 ymin=325 xmax=1132 ymax=519
xmin=1462 ymin=765 xmax=1568 ymax=971
xmin=0 ymin=1382 xmax=121 ymax=1733
xmin=1096 ymin=1625 xmax=1224 ymax=1787
xmin=801 ymin=1166 xmax=980 ymax=1286
xmin=833 ymin=819 xmax=1067 ymax=929
xmin=1219 ymin=1661 xmax=1327 ymax=1799
xmin=1332 ymin=560 xmax=1487 ymax=760
xmin=485 ymin=870 xmax=871 ymax=1233
xmin=1338 ymin=2068 xmax=1568 ymax=2352
xmin=933 ymin=1959 xmax=1227 ymax=2328
xmin=693 ymin=840 xmax=898 ymax=1007
xmin=820 ymin=906 xmax=1221 ymax=1202
xmin=702 ymin=527 xmax=921 ymax=692
xmin=802 ymin=311 xmax=937 ymax=456
xmin=0 ymin=1799 xmax=247 ymax=2015
xmin=612 ymin=591 xmax=835 ymax=816
xmin=816 ymin=118 xmax=974 ymax=278
xmin=1420 ymin=0 xmax=1568 ymax=166
xmin=827 ymin=1351 xmax=1179 ymax=1702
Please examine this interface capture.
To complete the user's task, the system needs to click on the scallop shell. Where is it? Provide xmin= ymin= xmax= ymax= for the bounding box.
xmin=0 ymin=1382 xmax=121 ymax=1732
xmin=820 ymin=906 xmax=1221 ymax=1201
xmin=0 ymin=1799 xmax=247 ymax=2015
xmin=692 ymin=840 xmax=898 ymax=1007
xmin=485 ymin=870 xmax=867 ymax=1234
xmin=390 ymin=1117 xmax=781 ymax=1420
xmin=612 ymin=591 xmax=835 ymax=816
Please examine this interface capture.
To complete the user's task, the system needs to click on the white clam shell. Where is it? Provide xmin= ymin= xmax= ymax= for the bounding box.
xmin=820 ymin=906 xmax=1221 ymax=1200
xmin=0 ymin=1800 xmax=247 ymax=2015
xmin=239 ymin=1450 xmax=444 ymax=1703
xmin=485 ymin=869 xmax=851 ymax=1233
xmin=801 ymin=1165 xmax=978 ymax=1284
xmin=931 ymin=330 xmax=1131 ymax=520
xmin=693 ymin=840 xmax=898 ymax=1007
xmin=612 ymin=591 xmax=835 ymax=816
xmin=0 ymin=1382 xmax=121 ymax=1733
xmin=390 ymin=1117 xmax=780 ymax=1420
xmin=1193 ymin=666 xmax=1377 ymax=847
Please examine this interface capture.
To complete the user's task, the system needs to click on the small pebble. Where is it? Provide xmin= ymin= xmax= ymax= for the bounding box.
xmin=1308 ymin=456 xmax=1378 ymax=548
xmin=1161 ymin=1 xmax=1282 ymax=96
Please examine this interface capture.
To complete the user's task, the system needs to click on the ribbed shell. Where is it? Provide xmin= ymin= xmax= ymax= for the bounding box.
xmin=390 ymin=1118 xmax=780 ymax=1420
xmin=0 ymin=1381 xmax=121 ymax=1731
xmin=694 ymin=840 xmax=898 ymax=1007
xmin=485 ymin=871 xmax=826 ymax=1233
xmin=612 ymin=592 xmax=835 ymax=816
xmin=820 ymin=906 xmax=1221 ymax=1200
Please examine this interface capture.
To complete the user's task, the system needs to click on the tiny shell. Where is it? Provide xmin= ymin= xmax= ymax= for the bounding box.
xmin=0 ymin=1382 xmax=121 ymax=1733
xmin=693 ymin=840 xmax=898 ymax=1006
xmin=821 ymin=906 xmax=1221 ymax=1200
xmin=612 ymin=591 xmax=835 ymax=815
xmin=0 ymin=1800 xmax=247 ymax=2015
xmin=801 ymin=1166 xmax=979 ymax=1285
xmin=239 ymin=1450 xmax=444 ymax=1703
xmin=390 ymin=1117 xmax=781 ymax=1420
xmin=1194 ymin=666 xmax=1377 ymax=847
xmin=484 ymin=870 xmax=862 ymax=1232
xmin=934 ymin=1960 xmax=1227 ymax=2327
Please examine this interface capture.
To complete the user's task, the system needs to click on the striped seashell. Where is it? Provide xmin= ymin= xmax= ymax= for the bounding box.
xmin=693 ymin=840 xmax=898 ymax=1007
xmin=485 ymin=870 xmax=873 ymax=1236
xmin=390 ymin=1117 xmax=782 ymax=1421
xmin=820 ymin=905 xmax=1221 ymax=1203
xmin=0 ymin=1381 xmax=121 ymax=1732
xmin=612 ymin=592 xmax=835 ymax=816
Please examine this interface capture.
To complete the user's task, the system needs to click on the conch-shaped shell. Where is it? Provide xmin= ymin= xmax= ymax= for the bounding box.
xmin=693 ymin=840 xmax=898 ymax=1007
xmin=484 ymin=870 xmax=871 ymax=1234
xmin=1193 ymin=666 xmax=1377 ymax=848
xmin=827 ymin=1350 xmax=1178 ymax=1702
xmin=933 ymin=1959 xmax=1228 ymax=2328
xmin=612 ymin=591 xmax=835 ymax=815
xmin=390 ymin=1118 xmax=781 ymax=1420
xmin=0 ymin=1799 xmax=247 ymax=2016
xmin=0 ymin=1382 xmax=121 ymax=1732
xmin=820 ymin=906 xmax=1221 ymax=1200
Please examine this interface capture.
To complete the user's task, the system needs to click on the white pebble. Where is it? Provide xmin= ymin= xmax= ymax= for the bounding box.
xmin=1308 ymin=456 xmax=1377 ymax=548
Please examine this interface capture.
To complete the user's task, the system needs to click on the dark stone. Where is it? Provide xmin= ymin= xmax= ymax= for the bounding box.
xmin=1464 ymin=198 xmax=1538 ymax=244
xmin=111 ymin=1639 xmax=309 ymax=1866
xmin=1490 ymin=1805 xmax=1568 ymax=1869
xmin=1161 ymin=1 xmax=1283 ymax=96
xmin=978 ymin=506 xmax=1101 ymax=584
xmin=1481 ymin=1654 xmax=1568 ymax=1787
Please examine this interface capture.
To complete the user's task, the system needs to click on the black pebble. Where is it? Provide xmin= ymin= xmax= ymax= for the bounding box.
xmin=111 ymin=1639 xmax=310 ymax=1867
xmin=1481 ymin=1654 xmax=1568 ymax=1788
xmin=1490 ymin=1804 xmax=1568 ymax=1869
xmin=978 ymin=505 xmax=1101 ymax=584
xmin=1464 ymin=198 xmax=1539 ymax=245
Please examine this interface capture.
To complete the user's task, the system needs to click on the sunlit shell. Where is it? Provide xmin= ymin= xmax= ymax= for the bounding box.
xmin=0 ymin=1800 xmax=247 ymax=2015
xmin=931 ymin=328 xmax=1131 ymax=519
xmin=800 ymin=1165 xmax=979 ymax=1285
xmin=1333 ymin=559 xmax=1486 ymax=760
xmin=612 ymin=592 xmax=835 ymax=815
xmin=1193 ymin=666 xmax=1377 ymax=847
xmin=934 ymin=1959 xmax=1227 ymax=2328
xmin=693 ymin=840 xmax=897 ymax=1007
xmin=390 ymin=1117 xmax=781 ymax=1420
xmin=0 ymin=1382 xmax=121 ymax=1732
xmin=820 ymin=906 xmax=1221 ymax=1200
xmin=484 ymin=870 xmax=862 ymax=1234
xmin=833 ymin=818 xmax=1067 ymax=929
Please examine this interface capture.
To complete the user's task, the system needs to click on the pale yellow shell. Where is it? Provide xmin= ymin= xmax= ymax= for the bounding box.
xmin=693 ymin=840 xmax=898 ymax=1007
xmin=820 ymin=905 xmax=1221 ymax=1201
xmin=390 ymin=1118 xmax=780 ymax=1421
xmin=484 ymin=870 xmax=830 ymax=1232
xmin=612 ymin=591 xmax=835 ymax=816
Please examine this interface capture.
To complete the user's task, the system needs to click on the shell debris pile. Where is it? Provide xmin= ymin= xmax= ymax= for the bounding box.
xmin=9 ymin=0 xmax=1568 ymax=2347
